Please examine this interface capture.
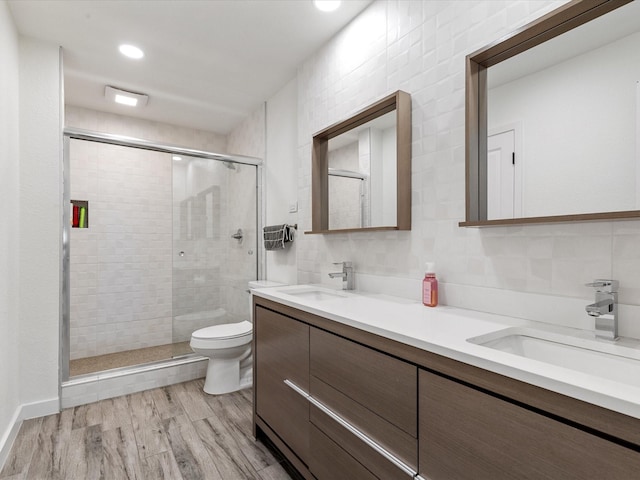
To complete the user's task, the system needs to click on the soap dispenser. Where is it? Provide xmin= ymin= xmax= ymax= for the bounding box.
xmin=422 ymin=262 xmax=438 ymax=307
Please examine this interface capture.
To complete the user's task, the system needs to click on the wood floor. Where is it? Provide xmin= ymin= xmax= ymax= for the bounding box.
xmin=0 ymin=379 xmax=295 ymax=480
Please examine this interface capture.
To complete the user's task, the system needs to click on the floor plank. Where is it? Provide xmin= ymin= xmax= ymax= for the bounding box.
xmin=194 ymin=416 xmax=260 ymax=479
xmin=258 ymin=462 xmax=298 ymax=480
xmin=100 ymin=396 xmax=133 ymax=432
xmin=0 ymin=417 xmax=43 ymax=478
xmin=23 ymin=410 xmax=73 ymax=480
xmin=71 ymin=402 xmax=102 ymax=431
xmin=139 ymin=451 xmax=184 ymax=480
xmin=163 ymin=414 xmax=222 ymax=480
xmin=149 ymin=386 xmax=185 ymax=420
xmin=128 ymin=390 xmax=170 ymax=458
xmin=64 ymin=425 xmax=103 ymax=480
xmin=170 ymin=381 xmax=214 ymax=422
xmin=102 ymin=424 xmax=143 ymax=480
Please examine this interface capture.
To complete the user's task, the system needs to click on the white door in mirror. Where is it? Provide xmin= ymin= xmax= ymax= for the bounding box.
xmin=488 ymin=129 xmax=518 ymax=220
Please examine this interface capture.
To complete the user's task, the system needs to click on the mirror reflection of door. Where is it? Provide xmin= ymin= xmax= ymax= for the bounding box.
xmin=487 ymin=129 xmax=520 ymax=220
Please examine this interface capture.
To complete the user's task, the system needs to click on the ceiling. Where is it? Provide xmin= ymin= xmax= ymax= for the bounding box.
xmin=8 ymin=0 xmax=372 ymax=134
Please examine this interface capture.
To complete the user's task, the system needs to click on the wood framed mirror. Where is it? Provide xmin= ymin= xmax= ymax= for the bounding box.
xmin=462 ymin=0 xmax=640 ymax=227
xmin=308 ymin=90 xmax=411 ymax=234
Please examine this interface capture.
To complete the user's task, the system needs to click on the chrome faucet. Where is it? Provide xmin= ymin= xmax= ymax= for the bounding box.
xmin=328 ymin=262 xmax=354 ymax=290
xmin=585 ymin=279 xmax=619 ymax=341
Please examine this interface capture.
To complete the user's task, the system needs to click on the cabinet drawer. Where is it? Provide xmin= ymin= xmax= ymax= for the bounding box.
xmin=309 ymin=424 xmax=378 ymax=480
xmin=255 ymin=306 xmax=310 ymax=463
xmin=310 ymin=400 xmax=412 ymax=480
xmin=255 ymin=306 xmax=308 ymax=390
xmin=310 ymin=376 xmax=416 ymax=472
xmin=310 ymin=327 xmax=417 ymax=436
xmin=420 ymin=369 xmax=640 ymax=480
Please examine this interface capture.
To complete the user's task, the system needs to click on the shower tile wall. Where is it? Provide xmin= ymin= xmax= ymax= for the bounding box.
xmin=66 ymin=106 xmax=254 ymax=360
xmin=69 ymin=139 xmax=173 ymax=359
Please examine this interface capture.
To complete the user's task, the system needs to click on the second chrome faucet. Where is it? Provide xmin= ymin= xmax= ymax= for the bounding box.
xmin=585 ymin=279 xmax=619 ymax=341
xmin=328 ymin=261 xmax=354 ymax=290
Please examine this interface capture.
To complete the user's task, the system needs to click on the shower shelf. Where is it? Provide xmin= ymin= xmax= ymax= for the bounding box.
xmin=71 ymin=199 xmax=89 ymax=228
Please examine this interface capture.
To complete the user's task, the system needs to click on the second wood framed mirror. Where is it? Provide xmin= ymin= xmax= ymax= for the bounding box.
xmin=462 ymin=0 xmax=640 ymax=227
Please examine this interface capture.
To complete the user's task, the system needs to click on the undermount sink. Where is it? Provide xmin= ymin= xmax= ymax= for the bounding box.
xmin=468 ymin=327 xmax=640 ymax=388
xmin=278 ymin=286 xmax=347 ymax=301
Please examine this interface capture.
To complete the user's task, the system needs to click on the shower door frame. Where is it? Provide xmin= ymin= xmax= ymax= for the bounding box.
xmin=61 ymin=127 xmax=264 ymax=382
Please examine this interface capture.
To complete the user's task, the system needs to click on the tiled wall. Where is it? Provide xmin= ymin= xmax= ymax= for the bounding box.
xmin=66 ymin=106 xmax=258 ymax=359
xmin=69 ymin=139 xmax=173 ymax=359
xmin=293 ymin=1 xmax=640 ymax=330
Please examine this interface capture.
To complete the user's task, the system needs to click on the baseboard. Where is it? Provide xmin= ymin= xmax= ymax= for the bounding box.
xmin=0 ymin=406 xmax=22 ymax=472
xmin=0 ymin=397 xmax=58 ymax=472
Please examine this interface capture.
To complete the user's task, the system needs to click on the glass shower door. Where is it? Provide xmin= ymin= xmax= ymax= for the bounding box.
xmin=171 ymin=155 xmax=257 ymax=354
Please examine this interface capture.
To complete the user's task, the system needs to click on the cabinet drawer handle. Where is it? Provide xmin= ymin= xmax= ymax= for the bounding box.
xmin=283 ymin=378 xmax=309 ymax=397
xmin=283 ymin=379 xmax=416 ymax=478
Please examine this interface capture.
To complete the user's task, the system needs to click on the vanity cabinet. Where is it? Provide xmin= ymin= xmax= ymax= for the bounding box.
xmin=254 ymin=298 xmax=417 ymax=480
xmin=419 ymin=369 xmax=640 ymax=479
xmin=253 ymin=296 xmax=640 ymax=480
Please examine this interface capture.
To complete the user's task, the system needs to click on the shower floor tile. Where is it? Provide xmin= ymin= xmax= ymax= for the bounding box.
xmin=69 ymin=341 xmax=194 ymax=376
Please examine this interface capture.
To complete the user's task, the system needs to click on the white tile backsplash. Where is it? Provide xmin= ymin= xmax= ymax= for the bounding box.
xmin=289 ymin=0 xmax=640 ymax=336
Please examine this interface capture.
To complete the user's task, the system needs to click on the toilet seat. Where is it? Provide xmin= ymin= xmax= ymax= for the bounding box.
xmin=192 ymin=320 xmax=252 ymax=340
xmin=190 ymin=320 xmax=252 ymax=350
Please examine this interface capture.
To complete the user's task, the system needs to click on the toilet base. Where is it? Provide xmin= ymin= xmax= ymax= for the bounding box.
xmin=202 ymin=348 xmax=251 ymax=395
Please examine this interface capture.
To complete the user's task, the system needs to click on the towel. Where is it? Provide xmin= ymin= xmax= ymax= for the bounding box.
xmin=79 ymin=207 xmax=87 ymax=228
xmin=263 ymin=224 xmax=295 ymax=250
xmin=72 ymin=205 xmax=79 ymax=228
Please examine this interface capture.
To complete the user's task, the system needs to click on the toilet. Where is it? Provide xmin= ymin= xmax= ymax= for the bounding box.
xmin=190 ymin=280 xmax=285 ymax=395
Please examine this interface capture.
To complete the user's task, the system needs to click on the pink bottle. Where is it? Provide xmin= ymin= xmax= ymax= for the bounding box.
xmin=422 ymin=262 xmax=438 ymax=307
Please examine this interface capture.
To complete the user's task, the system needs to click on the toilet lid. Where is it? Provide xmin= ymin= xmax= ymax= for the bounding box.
xmin=192 ymin=320 xmax=252 ymax=340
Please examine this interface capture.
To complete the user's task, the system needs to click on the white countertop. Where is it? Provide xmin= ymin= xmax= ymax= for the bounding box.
xmin=253 ymin=284 xmax=640 ymax=420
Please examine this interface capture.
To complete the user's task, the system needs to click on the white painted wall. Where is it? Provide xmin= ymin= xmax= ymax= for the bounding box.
xmin=0 ymin=0 xmax=22 ymax=464
xmin=18 ymin=36 xmax=62 ymax=408
xmin=265 ymin=79 xmax=298 ymax=285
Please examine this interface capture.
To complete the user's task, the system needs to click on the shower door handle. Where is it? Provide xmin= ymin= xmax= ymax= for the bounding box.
xmin=231 ymin=228 xmax=243 ymax=242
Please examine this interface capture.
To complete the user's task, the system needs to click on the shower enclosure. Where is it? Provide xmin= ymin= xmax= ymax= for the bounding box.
xmin=62 ymin=129 xmax=261 ymax=380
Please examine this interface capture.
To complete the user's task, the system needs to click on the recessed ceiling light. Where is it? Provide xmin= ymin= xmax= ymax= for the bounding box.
xmin=105 ymin=86 xmax=149 ymax=107
xmin=314 ymin=0 xmax=341 ymax=12
xmin=115 ymin=94 xmax=138 ymax=106
xmin=119 ymin=44 xmax=144 ymax=59
xmin=172 ymin=156 xmax=183 ymax=161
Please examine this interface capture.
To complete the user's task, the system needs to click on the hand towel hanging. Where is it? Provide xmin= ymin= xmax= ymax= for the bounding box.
xmin=263 ymin=224 xmax=295 ymax=250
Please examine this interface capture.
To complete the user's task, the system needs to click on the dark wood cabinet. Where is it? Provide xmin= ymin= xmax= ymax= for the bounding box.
xmin=254 ymin=305 xmax=310 ymax=466
xmin=309 ymin=327 xmax=417 ymax=479
xmin=419 ymin=369 xmax=640 ymax=480
xmin=253 ymin=296 xmax=640 ymax=480
xmin=309 ymin=425 xmax=378 ymax=480
xmin=310 ymin=327 xmax=417 ymax=437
